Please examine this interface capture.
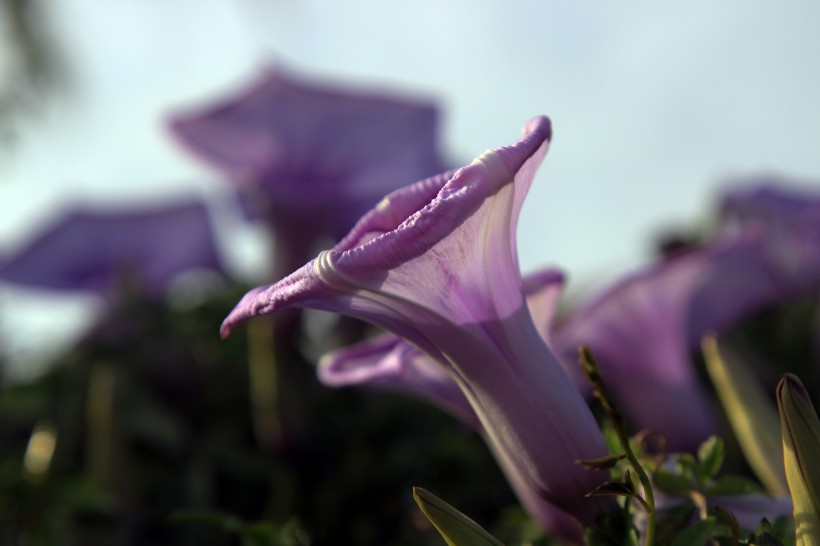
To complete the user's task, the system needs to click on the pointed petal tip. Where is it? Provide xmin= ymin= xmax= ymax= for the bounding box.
xmin=525 ymin=115 xmax=553 ymax=142
xmin=219 ymin=285 xmax=270 ymax=339
xmin=219 ymin=322 xmax=233 ymax=340
xmin=491 ymin=115 xmax=553 ymax=174
xmin=778 ymin=373 xmax=809 ymax=401
xmin=522 ymin=267 xmax=566 ymax=291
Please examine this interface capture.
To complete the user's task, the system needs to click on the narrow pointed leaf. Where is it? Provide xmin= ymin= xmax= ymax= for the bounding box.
xmin=577 ymin=454 xmax=626 ymax=470
xmin=702 ymin=336 xmax=787 ymax=496
xmin=586 ymin=479 xmax=635 ymax=498
xmin=698 ymin=436 xmax=725 ymax=481
xmin=413 ymin=488 xmax=504 ymax=546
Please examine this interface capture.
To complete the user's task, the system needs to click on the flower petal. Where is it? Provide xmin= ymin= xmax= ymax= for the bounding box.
xmin=721 ymin=182 xmax=820 ymax=290
xmin=318 ymin=332 xmax=481 ymax=429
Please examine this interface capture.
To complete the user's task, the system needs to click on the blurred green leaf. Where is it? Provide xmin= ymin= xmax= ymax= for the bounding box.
xmin=655 ymin=502 xmax=696 ymax=546
xmin=677 ymin=454 xmax=699 ymax=482
xmin=586 ymin=479 xmax=636 ymax=498
xmin=706 ymin=476 xmax=766 ymax=497
xmin=669 ymin=517 xmax=715 ymax=546
xmin=578 ymin=454 xmax=626 ymax=470
xmin=413 ymin=487 xmax=504 ymax=546
xmin=653 ymin=467 xmax=692 ymax=496
xmin=697 ymin=436 xmax=724 ymax=482
xmin=750 ymin=518 xmax=786 ymax=546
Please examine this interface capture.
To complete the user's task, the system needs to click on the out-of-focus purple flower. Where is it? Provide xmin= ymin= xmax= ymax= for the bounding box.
xmin=553 ymin=232 xmax=802 ymax=451
xmin=0 ymin=200 xmax=224 ymax=300
xmin=721 ymin=181 xmax=820 ymax=289
xmin=709 ymin=494 xmax=793 ymax=531
xmin=721 ymin=181 xmax=820 ymax=230
xmin=168 ymin=66 xmax=446 ymax=272
xmin=222 ymin=116 xmax=612 ymax=524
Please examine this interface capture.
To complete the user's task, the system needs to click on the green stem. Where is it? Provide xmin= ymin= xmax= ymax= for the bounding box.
xmin=579 ymin=347 xmax=656 ymax=546
xmin=247 ymin=319 xmax=282 ymax=450
xmin=616 ymin=420 xmax=656 ymax=546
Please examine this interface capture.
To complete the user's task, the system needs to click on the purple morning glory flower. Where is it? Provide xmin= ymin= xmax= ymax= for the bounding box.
xmin=168 ymin=66 xmax=446 ymax=272
xmin=721 ymin=181 xmax=820 ymax=230
xmin=222 ymin=116 xmax=612 ymax=523
xmin=0 ymin=200 xmax=224 ymax=299
xmin=553 ymin=231 xmax=801 ymax=450
xmin=317 ymin=268 xmax=588 ymax=539
xmin=721 ymin=181 xmax=820 ymax=289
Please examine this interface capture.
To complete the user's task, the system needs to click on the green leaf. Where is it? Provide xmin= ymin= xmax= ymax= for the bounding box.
xmin=706 ymin=475 xmax=766 ymax=496
xmin=655 ymin=501 xmax=696 ymax=546
xmin=586 ymin=472 xmax=636 ymax=498
xmin=583 ymin=510 xmax=634 ymax=546
xmin=601 ymin=419 xmax=622 ymax=458
xmin=702 ymin=337 xmax=787 ymax=496
xmin=751 ymin=532 xmax=784 ymax=546
xmin=669 ymin=517 xmax=716 ymax=546
xmin=240 ymin=522 xmax=279 ymax=545
xmin=653 ymin=467 xmax=693 ymax=495
xmin=677 ymin=454 xmax=700 ymax=482
xmin=711 ymin=506 xmax=739 ymax=544
xmin=169 ymin=510 xmax=242 ymax=532
xmin=577 ymin=454 xmax=626 ymax=470
xmin=697 ymin=436 xmax=725 ymax=482
xmin=413 ymin=487 xmax=504 ymax=546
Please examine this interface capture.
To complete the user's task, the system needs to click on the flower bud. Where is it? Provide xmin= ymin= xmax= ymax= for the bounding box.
xmin=777 ymin=373 xmax=820 ymax=546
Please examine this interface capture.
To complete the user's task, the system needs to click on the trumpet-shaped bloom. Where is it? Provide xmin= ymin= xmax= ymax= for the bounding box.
xmin=317 ymin=268 xmax=586 ymax=539
xmin=222 ymin=116 xmax=612 ymax=522
xmin=553 ymin=232 xmax=800 ymax=450
xmin=168 ymin=66 xmax=446 ymax=269
xmin=0 ymin=200 xmax=224 ymax=299
xmin=701 ymin=336 xmax=787 ymax=496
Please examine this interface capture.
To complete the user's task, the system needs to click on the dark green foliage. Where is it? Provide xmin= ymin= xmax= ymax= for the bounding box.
xmin=0 ymin=283 xmax=517 ymax=545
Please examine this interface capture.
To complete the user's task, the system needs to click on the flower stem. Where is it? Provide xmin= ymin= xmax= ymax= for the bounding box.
xmin=579 ymin=347 xmax=656 ymax=546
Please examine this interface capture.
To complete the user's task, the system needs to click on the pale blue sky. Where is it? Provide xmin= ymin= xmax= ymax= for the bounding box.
xmin=2 ymin=2 xmax=820 ymax=377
